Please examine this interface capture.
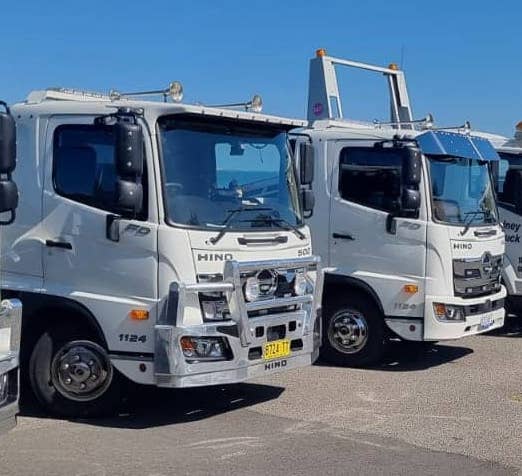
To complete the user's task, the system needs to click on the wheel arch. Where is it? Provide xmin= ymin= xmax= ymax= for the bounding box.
xmin=322 ymin=273 xmax=385 ymax=316
xmin=3 ymin=290 xmax=108 ymax=363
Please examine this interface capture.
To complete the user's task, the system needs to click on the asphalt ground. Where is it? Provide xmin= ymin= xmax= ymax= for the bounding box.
xmin=1 ymin=316 xmax=521 ymax=476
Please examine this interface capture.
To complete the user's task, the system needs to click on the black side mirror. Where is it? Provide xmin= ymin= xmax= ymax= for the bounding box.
xmin=116 ymin=180 xmax=143 ymax=214
xmin=299 ymin=142 xmax=315 ymax=185
xmin=107 ymin=120 xmax=145 ymax=241
xmin=115 ymin=121 xmax=144 ymax=177
xmin=0 ymin=108 xmax=16 ymax=174
xmin=401 ymin=188 xmax=421 ymax=212
xmin=301 ymin=188 xmax=315 ymax=217
xmin=0 ymin=103 xmax=18 ymax=225
xmin=114 ymin=121 xmax=144 ymax=215
xmin=402 ymin=146 xmax=421 ymax=186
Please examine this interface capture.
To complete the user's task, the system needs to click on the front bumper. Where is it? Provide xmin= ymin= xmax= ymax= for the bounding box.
xmin=154 ymin=256 xmax=322 ymax=387
xmin=0 ymin=299 xmax=22 ymax=435
xmin=424 ymin=287 xmax=506 ymax=340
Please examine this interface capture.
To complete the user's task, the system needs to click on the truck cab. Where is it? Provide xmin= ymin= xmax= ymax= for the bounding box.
xmin=0 ymin=102 xmax=22 ymax=434
xmin=484 ymin=124 xmax=522 ymax=314
xmin=2 ymin=85 xmax=321 ymax=417
xmin=299 ymin=50 xmax=505 ymax=366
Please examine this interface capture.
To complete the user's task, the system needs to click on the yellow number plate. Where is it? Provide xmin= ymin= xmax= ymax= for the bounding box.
xmin=263 ymin=339 xmax=291 ymax=360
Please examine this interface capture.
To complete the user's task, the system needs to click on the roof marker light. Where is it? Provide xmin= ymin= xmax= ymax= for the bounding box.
xmin=388 ymin=63 xmax=399 ymax=71
xmin=316 ymin=48 xmax=327 ymax=58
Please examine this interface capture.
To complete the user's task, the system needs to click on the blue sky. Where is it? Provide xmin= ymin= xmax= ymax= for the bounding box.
xmin=1 ymin=0 xmax=520 ymax=136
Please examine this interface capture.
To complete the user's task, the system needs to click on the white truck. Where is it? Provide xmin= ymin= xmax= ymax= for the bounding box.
xmin=478 ymin=123 xmax=522 ymax=315
xmin=0 ymin=102 xmax=22 ymax=434
xmin=296 ymin=50 xmax=506 ymax=366
xmin=1 ymin=85 xmax=321 ymax=417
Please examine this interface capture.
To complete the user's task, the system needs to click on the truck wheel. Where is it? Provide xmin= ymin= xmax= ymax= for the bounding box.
xmin=29 ymin=323 xmax=122 ymax=418
xmin=321 ymin=296 xmax=385 ymax=366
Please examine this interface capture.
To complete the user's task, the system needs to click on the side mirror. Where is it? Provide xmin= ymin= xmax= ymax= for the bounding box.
xmin=402 ymin=146 xmax=421 ymax=186
xmin=116 ymin=180 xmax=143 ymax=214
xmin=115 ymin=121 xmax=144 ymax=178
xmin=299 ymin=142 xmax=314 ymax=185
xmin=301 ymin=188 xmax=315 ymax=217
xmin=401 ymin=188 xmax=421 ymax=213
xmin=0 ymin=104 xmax=18 ymax=225
xmin=114 ymin=121 xmax=144 ymax=216
xmin=0 ymin=108 xmax=16 ymax=174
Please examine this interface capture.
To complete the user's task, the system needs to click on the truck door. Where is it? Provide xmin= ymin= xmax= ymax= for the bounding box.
xmin=328 ymin=142 xmax=427 ymax=320
xmin=492 ymin=153 xmax=522 ymax=296
xmin=42 ymin=117 xmax=159 ymax=353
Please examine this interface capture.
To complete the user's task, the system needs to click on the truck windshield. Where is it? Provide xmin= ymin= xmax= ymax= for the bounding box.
xmin=158 ymin=116 xmax=302 ymax=230
xmin=427 ymin=156 xmax=498 ymax=226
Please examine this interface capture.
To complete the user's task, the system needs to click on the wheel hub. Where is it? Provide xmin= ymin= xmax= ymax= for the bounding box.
xmin=51 ymin=341 xmax=112 ymax=402
xmin=328 ymin=310 xmax=369 ymax=354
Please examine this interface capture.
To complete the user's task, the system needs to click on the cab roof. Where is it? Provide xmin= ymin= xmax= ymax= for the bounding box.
xmin=12 ymin=88 xmax=306 ymax=130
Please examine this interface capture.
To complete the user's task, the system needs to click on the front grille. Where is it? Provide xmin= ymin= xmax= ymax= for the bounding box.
xmin=453 ymin=254 xmax=503 ymax=298
xmin=463 ymin=298 xmax=504 ymax=317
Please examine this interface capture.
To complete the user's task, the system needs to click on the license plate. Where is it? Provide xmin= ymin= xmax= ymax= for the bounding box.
xmin=479 ymin=315 xmax=494 ymax=330
xmin=263 ymin=339 xmax=291 ymax=360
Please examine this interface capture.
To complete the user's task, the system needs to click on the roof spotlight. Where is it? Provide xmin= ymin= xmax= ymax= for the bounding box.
xmin=248 ymin=94 xmax=263 ymax=113
xmin=168 ymin=81 xmax=183 ymax=102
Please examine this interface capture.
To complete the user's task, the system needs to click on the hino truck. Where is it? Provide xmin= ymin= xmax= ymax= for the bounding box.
xmin=1 ymin=85 xmax=321 ymax=417
xmin=296 ymin=50 xmax=505 ymax=366
xmin=477 ymin=123 xmax=522 ymax=315
xmin=0 ymin=102 xmax=22 ymax=434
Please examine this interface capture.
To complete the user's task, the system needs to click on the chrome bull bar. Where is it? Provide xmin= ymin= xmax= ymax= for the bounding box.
xmin=155 ymin=256 xmax=322 ymax=382
xmin=167 ymin=256 xmax=321 ymax=347
xmin=0 ymin=299 xmax=22 ymax=434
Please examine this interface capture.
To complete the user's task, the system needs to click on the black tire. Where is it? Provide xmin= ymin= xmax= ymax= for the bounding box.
xmin=29 ymin=322 xmax=123 ymax=418
xmin=321 ymin=295 xmax=385 ymax=367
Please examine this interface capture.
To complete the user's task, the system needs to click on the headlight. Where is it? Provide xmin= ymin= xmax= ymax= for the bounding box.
xmin=244 ymin=277 xmax=260 ymax=302
xmin=180 ymin=336 xmax=230 ymax=362
xmin=433 ymin=303 xmax=465 ymax=322
xmin=293 ymin=270 xmax=308 ymax=296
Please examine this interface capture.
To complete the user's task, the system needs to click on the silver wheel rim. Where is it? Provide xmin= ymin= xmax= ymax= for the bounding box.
xmin=51 ymin=340 xmax=113 ymax=402
xmin=328 ymin=309 xmax=369 ymax=354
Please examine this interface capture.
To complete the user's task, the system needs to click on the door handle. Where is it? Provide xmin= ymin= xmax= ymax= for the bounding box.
xmin=45 ymin=239 xmax=72 ymax=250
xmin=332 ymin=232 xmax=355 ymax=241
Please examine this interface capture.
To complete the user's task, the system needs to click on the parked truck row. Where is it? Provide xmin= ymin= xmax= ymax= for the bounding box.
xmin=0 ymin=49 xmax=513 ymax=429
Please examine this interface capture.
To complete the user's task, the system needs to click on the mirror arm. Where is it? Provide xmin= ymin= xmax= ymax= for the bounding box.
xmin=106 ymin=214 xmax=122 ymax=242
xmin=386 ymin=213 xmax=397 ymax=235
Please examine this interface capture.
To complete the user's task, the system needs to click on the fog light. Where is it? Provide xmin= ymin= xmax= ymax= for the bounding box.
xmin=201 ymin=300 xmax=229 ymax=321
xmin=180 ymin=336 xmax=229 ymax=361
xmin=293 ymin=270 xmax=308 ymax=296
xmin=0 ymin=373 xmax=8 ymax=407
xmin=433 ymin=303 xmax=465 ymax=322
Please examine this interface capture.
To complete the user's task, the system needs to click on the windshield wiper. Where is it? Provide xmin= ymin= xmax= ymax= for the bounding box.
xmin=209 ymin=206 xmax=272 ymax=245
xmin=460 ymin=210 xmax=491 ymax=236
xmin=253 ymin=210 xmax=306 ymax=240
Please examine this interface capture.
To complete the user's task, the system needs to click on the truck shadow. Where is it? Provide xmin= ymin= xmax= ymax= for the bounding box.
xmin=19 ymin=382 xmax=284 ymax=430
xmin=316 ymin=341 xmax=473 ymax=372
xmin=481 ymin=315 xmax=522 ymax=337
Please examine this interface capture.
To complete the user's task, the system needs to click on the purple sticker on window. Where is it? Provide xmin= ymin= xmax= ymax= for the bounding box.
xmin=313 ymin=103 xmax=323 ymax=116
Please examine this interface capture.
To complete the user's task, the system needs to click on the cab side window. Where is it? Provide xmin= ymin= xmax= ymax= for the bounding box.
xmin=53 ymin=124 xmax=147 ymax=218
xmin=495 ymin=153 xmax=522 ymax=208
xmin=338 ymin=147 xmax=402 ymax=213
